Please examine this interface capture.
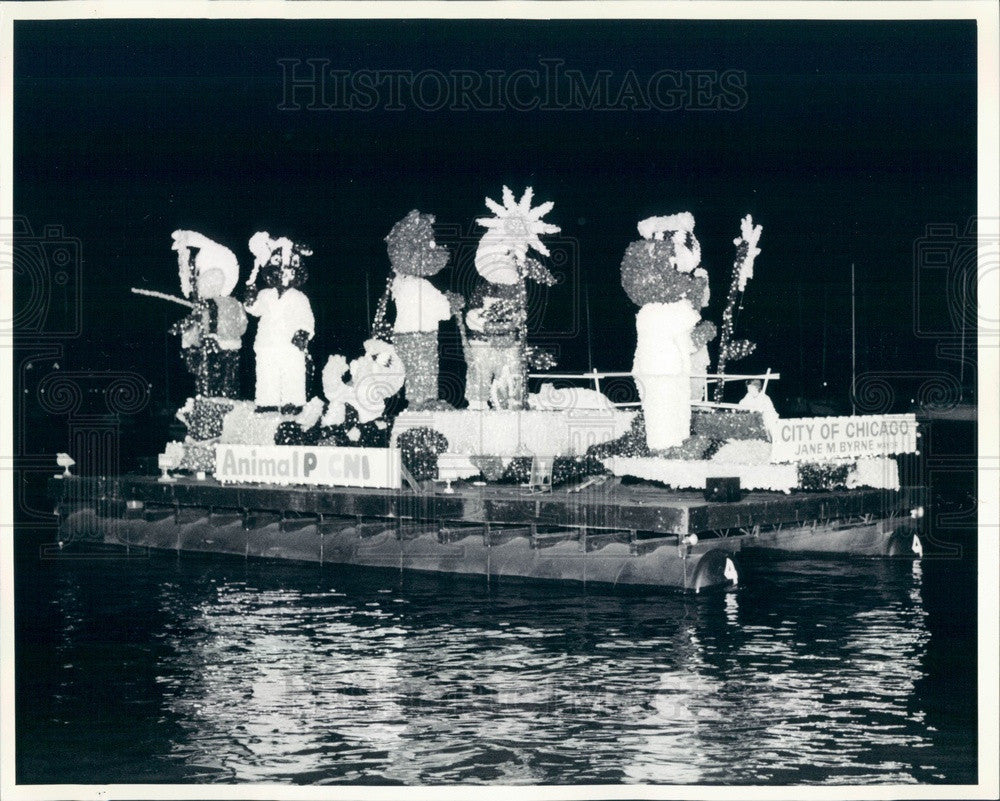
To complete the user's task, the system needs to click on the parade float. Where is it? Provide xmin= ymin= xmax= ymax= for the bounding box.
xmin=49 ymin=187 xmax=925 ymax=593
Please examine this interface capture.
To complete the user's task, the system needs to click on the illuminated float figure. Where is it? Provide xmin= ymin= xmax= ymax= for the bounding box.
xmin=622 ymin=212 xmax=710 ymax=450
xmin=381 ymin=210 xmax=452 ymax=408
xmin=244 ymin=232 xmax=315 ymax=414
xmin=464 ymin=186 xmax=560 ymax=410
xmin=168 ymin=230 xmax=247 ymax=399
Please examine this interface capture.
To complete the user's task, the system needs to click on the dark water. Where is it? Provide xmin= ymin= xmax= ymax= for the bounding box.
xmin=15 ymin=525 xmax=977 ymax=786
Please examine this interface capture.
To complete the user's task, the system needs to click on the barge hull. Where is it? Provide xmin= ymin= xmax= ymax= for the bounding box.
xmin=56 ymin=509 xmax=736 ymax=593
xmin=46 ymin=476 xmax=924 ymax=591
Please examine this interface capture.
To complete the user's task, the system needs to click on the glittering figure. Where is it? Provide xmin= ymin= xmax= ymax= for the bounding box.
xmin=168 ymin=230 xmax=247 ymax=399
xmin=463 ymin=280 xmax=524 ymax=410
xmin=244 ymin=232 xmax=314 ymax=414
xmin=382 ymin=210 xmax=451 ymax=408
xmin=622 ymin=212 xmax=710 ymax=450
xmin=319 ymin=339 xmax=405 ymax=445
xmin=464 ymin=186 xmax=560 ymax=410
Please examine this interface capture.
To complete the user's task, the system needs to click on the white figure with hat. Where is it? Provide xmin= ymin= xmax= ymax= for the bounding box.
xmin=244 ymin=231 xmax=315 ymax=414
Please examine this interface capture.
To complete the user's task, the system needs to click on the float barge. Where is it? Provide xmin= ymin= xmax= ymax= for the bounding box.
xmin=48 ymin=474 xmax=925 ymax=593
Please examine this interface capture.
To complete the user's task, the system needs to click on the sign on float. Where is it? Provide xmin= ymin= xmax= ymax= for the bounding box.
xmin=215 ymin=444 xmax=402 ymax=489
xmin=769 ymin=414 xmax=918 ymax=463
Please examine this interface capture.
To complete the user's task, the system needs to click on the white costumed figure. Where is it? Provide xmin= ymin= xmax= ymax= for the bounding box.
xmin=321 ymin=340 xmax=406 ymax=429
xmin=622 ymin=212 xmax=711 ymax=450
xmin=320 ymin=355 xmax=355 ymax=427
xmin=350 ymin=338 xmax=406 ymax=423
xmin=244 ymin=232 xmax=315 ymax=413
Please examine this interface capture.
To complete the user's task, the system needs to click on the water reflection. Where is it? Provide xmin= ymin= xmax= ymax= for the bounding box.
xmin=19 ymin=548 xmax=974 ymax=785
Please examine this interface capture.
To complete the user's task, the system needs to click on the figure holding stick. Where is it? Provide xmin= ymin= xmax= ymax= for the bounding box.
xmin=134 ymin=230 xmax=246 ymax=399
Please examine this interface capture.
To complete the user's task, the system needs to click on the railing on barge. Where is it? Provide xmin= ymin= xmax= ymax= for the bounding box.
xmin=527 ymin=368 xmax=780 ymax=410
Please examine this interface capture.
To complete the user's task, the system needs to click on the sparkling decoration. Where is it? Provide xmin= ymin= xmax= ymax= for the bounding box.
xmin=371 ymin=275 xmax=395 ymax=344
xmin=797 ymin=462 xmax=852 ymax=492
xmin=691 ymin=409 xmax=769 ymax=441
xmin=651 ymin=435 xmax=715 ymax=461
xmin=393 ymin=330 xmax=440 ymax=408
xmin=734 ymin=213 xmax=763 ymax=292
xmin=219 ymin=402 xmax=282 ymax=446
xmin=475 ymin=186 xmax=561 ymax=284
xmin=726 ymin=338 xmax=757 ymax=362
xmin=499 ymin=457 xmax=533 ymax=484
xmin=691 ymin=320 xmax=718 ymax=350
xmin=275 ymin=420 xmax=309 ymax=446
xmin=460 ymin=453 xmax=606 ymax=487
xmin=384 ymin=210 xmax=450 ymax=277
xmin=524 ymin=345 xmax=557 ymax=372
xmin=174 ymin=439 xmax=216 ymax=473
xmin=620 ymin=240 xmax=708 ymax=308
xmin=398 ymin=427 xmax=449 ymax=481
xmin=316 ymin=404 xmax=360 ymax=446
xmin=714 ymin=214 xmax=763 ymax=402
xmin=587 ymin=413 xmax=651 ymax=459
xmin=550 ymin=455 xmax=607 ymax=488
xmin=605 ymin=456 xmax=799 ymax=493
xmin=522 ymin=256 xmax=557 ymax=287
xmin=183 ymin=397 xmax=234 ymax=441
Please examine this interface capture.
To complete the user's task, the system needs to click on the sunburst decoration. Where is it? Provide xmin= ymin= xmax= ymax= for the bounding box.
xmin=476 ymin=185 xmax=561 ymax=263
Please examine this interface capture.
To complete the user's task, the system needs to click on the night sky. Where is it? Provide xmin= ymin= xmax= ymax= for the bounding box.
xmin=13 ymin=18 xmax=977 ymax=463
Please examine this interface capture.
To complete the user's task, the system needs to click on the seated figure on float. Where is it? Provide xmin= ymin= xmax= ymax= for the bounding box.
xmin=738 ymin=378 xmax=780 ymax=440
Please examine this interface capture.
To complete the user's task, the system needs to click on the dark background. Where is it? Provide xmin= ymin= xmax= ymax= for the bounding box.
xmin=13 ymin=18 xmax=977 ymax=464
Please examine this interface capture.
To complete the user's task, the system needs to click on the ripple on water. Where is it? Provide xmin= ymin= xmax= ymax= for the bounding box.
xmin=15 ymin=552 xmax=976 ymax=784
